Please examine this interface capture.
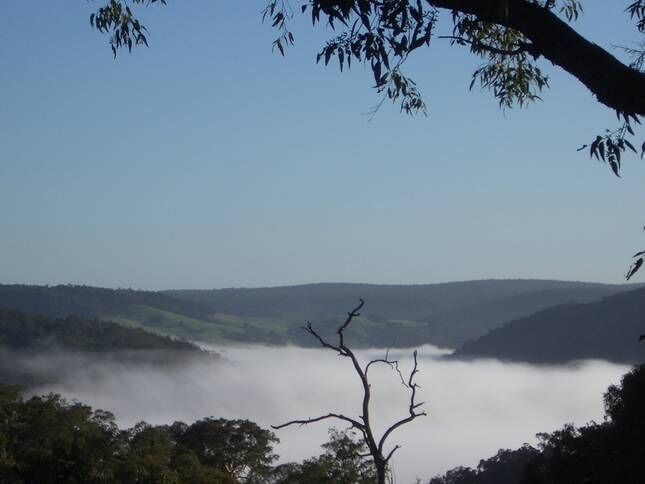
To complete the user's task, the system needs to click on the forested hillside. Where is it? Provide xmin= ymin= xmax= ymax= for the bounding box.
xmin=0 ymin=281 xmax=638 ymax=349
xmin=167 ymin=280 xmax=628 ymax=321
xmin=0 ymin=310 xmax=212 ymax=388
xmin=0 ymin=309 xmax=208 ymax=353
xmin=168 ymin=280 xmax=637 ymax=346
xmin=452 ymin=286 xmax=645 ymax=364
xmin=0 ymin=284 xmax=215 ymax=321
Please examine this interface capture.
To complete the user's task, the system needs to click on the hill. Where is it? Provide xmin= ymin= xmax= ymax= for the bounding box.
xmin=167 ymin=280 xmax=637 ymax=346
xmin=0 ymin=284 xmax=254 ymax=344
xmin=0 ymin=309 xmax=204 ymax=353
xmin=452 ymin=286 xmax=645 ymax=364
xmin=167 ymin=280 xmax=624 ymax=320
xmin=0 ymin=309 xmax=213 ymax=388
xmin=0 ymin=281 xmax=639 ymax=348
xmin=0 ymin=284 xmax=215 ymax=321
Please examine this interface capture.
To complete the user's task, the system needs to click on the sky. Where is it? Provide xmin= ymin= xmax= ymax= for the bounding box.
xmin=1 ymin=1 xmax=644 ymax=290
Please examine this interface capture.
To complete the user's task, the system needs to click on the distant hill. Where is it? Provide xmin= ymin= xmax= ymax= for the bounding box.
xmin=167 ymin=280 xmax=638 ymax=346
xmin=0 ymin=309 xmax=214 ymax=388
xmin=433 ymin=285 xmax=628 ymax=342
xmin=0 ymin=284 xmax=215 ymax=321
xmin=0 ymin=284 xmax=247 ymax=344
xmin=0 ymin=281 xmax=639 ymax=348
xmin=452 ymin=286 xmax=645 ymax=364
xmin=167 ymin=280 xmax=625 ymax=320
xmin=0 ymin=309 xmax=204 ymax=354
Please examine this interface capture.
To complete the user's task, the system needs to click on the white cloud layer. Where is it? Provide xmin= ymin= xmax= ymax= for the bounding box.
xmin=31 ymin=345 xmax=629 ymax=483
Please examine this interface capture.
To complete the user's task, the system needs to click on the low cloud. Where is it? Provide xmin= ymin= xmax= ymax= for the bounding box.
xmin=26 ymin=345 xmax=628 ymax=483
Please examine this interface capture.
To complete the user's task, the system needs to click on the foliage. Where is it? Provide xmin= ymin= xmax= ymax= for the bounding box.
xmin=1 ymin=389 xmax=119 ymax=484
xmin=0 ymin=385 xmax=385 ymax=484
xmin=429 ymin=446 xmax=539 ymax=484
xmin=261 ymin=0 xmax=643 ymax=170
xmin=0 ymin=386 xmax=279 ymax=484
xmin=603 ymin=364 xmax=645 ymax=432
xmin=179 ymin=418 xmax=279 ymax=482
xmin=90 ymin=0 xmax=166 ymax=57
xmin=88 ymin=0 xmax=643 ymax=161
xmin=272 ymin=428 xmax=376 ymax=483
xmin=430 ymin=365 xmax=645 ymax=484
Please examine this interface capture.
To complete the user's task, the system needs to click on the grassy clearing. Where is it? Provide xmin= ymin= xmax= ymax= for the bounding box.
xmin=101 ymin=305 xmax=291 ymax=344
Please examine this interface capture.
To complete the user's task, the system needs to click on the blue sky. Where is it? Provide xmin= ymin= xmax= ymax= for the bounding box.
xmin=1 ymin=1 xmax=643 ymax=289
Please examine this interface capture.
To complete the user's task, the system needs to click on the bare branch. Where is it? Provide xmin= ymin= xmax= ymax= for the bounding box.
xmin=392 ymin=359 xmax=411 ymax=388
xmin=303 ymin=321 xmax=344 ymax=354
xmin=385 ymin=444 xmax=401 ymax=462
xmin=272 ymin=300 xmax=425 ymax=484
xmin=338 ymin=298 xmax=365 ymax=348
xmin=271 ymin=412 xmax=364 ymax=431
xmin=364 ymin=357 xmax=397 ymax=376
xmin=378 ymin=350 xmax=427 ymax=460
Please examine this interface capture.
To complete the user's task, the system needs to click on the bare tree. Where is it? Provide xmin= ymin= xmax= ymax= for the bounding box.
xmin=272 ymin=299 xmax=426 ymax=484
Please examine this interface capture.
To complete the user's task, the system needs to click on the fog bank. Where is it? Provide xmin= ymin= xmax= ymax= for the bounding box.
xmin=31 ymin=345 xmax=628 ymax=483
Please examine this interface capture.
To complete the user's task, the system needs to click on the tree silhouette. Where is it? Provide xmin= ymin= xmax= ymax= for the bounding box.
xmin=271 ymin=300 xmax=426 ymax=484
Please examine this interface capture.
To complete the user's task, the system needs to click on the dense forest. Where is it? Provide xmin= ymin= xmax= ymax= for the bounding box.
xmin=430 ymin=365 xmax=645 ymax=484
xmin=0 ymin=384 xmax=375 ymax=484
xmin=452 ymin=286 xmax=645 ymax=364
xmin=1 ymin=365 xmax=643 ymax=483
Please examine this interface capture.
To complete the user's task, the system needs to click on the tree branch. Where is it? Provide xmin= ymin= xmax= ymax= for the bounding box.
xmin=385 ymin=444 xmax=401 ymax=462
xmin=302 ymin=321 xmax=344 ymax=354
xmin=378 ymin=350 xmax=427 ymax=460
xmin=438 ymin=35 xmax=537 ymax=57
xmin=429 ymin=0 xmax=645 ymax=115
xmin=271 ymin=412 xmax=364 ymax=431
xmin=338 ymin=298 xmax=365 ymax=348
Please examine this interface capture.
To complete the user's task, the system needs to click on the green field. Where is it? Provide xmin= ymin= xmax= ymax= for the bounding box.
xmin=101 ymin=305 xmax=292 ymax=344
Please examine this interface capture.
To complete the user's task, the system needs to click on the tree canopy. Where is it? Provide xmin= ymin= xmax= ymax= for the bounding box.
xmin=90 ymin=1 xmax=644 ymax=166
xmin=0 ymin=384 xmax=381 ymax=483
xmin=430 ymin=364 xmax=645 ymax=484
xmin=0 ymin=386 xmax=279 ymax=483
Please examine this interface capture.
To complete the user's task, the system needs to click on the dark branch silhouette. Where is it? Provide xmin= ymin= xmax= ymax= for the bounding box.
xmin=272 ymin=299 xmax=426 ymax=484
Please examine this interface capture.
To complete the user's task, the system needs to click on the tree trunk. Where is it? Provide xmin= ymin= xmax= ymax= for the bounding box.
xmin=430 ymin=0 xmax=645 ymax=115
xmin=375 ymin=458 xmax=387 ymax=484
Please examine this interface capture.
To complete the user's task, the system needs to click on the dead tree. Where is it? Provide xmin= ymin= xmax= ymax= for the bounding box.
xmin=272 ymin=299 xmax=426 ymax=484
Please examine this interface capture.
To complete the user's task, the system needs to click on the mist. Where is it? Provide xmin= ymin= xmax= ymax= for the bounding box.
xmin=27 ymin=345 xmax=628 ymax=483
